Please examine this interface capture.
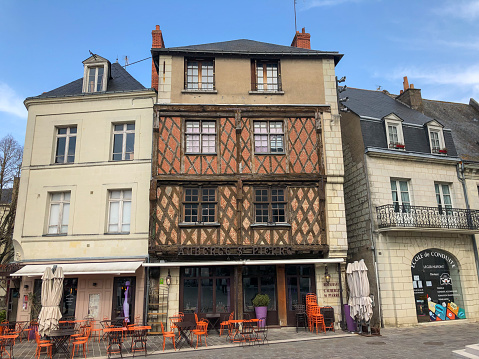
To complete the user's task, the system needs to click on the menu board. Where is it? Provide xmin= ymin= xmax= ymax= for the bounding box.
xmin=88 ymin=294 xmax=100 ymax=319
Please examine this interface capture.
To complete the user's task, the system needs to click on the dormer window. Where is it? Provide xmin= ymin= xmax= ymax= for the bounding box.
xmin=426 ymin=121 xmax=446 ymax=154
xmin=87 ymin=67 xmax=104 ymax=92
xmin=82 ymin=54 xmax=110 ymax=93
xmin=383 ymin=114 xmax=405 ymax=150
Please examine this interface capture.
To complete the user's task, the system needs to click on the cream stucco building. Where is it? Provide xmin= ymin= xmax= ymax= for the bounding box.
xmin=341 ymin=84 xmax=479 ymax=327
xmin=12 ymin=55 xmax=156 ymax=323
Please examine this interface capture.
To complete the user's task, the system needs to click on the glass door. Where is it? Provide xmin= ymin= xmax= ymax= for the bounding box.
xmin=243 ymin=266 xmax=278 ymax=325
xmin=286 ymin=265 xmax=315 ymax=326
xmin=112 ymin=277 xmax=135 ymax=323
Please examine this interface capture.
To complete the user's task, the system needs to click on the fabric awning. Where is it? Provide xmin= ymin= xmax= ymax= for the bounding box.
xmin=143 ymin=258 xmax=344 ymax=267
xmin=11 ymin=261 xmax=143 ymax=277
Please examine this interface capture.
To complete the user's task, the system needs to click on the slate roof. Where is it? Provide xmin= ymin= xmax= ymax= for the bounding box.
xmin=27 ymin=63 xmax=147 ymax=100
xmin=343 ymin=88 xmax=458 ymax=157
xmin=422 ymin=100 xmax=479 ymax=163
xmin=342 ymin=88 xmax=434 ymax=126
xmin=152 ymin=39 xmax=342 ymax=63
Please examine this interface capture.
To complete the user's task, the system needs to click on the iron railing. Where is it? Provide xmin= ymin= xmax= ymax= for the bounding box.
xmin=376 ymin=204 xmax=479 ymax=230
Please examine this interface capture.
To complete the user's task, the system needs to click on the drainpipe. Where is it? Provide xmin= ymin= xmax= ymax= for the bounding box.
xmin=337 ymin=262 xmax=345 ymax=330
xmin=144 ymin=255 xmax=150 ymax=326
xmin=363 ymin=153 xmax=384 ymax=328
xmin=456 ymin=162 xmax=479 ymax=282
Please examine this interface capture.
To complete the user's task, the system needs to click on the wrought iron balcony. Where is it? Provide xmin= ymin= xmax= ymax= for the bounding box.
xmin=376 ymin=204 xmax=479 ymax=231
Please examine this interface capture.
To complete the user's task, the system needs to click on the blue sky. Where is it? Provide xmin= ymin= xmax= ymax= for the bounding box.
xmin=1 ymin=0 xmax=478 ymax=145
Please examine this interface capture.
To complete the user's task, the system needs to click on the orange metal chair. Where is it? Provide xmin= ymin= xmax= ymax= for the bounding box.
xmin=219 ymin=312 xmax=234 ymax=336
xmin=310 ymin=306 xmax=326 ymax=334
xmin=191 ymin=321 xmax=208 ymax=349
xmin=160 ymin=322 xmax=176 ymax=351
xmin=169 ymin=312 xmax=184 ymax=332
xmin=35 ymin=332 xmax=52 ymax=359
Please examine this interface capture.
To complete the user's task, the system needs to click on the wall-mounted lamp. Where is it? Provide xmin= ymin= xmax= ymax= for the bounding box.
xmin=166 ymin=269 xmax=171 ymax=286
xmin=324 ymin=265 xmax=331 ymax=283
xmin=23 ymin=285 xmax=29 ymax=290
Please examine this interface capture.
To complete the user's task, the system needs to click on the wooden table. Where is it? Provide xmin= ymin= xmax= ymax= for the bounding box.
xmin=48 ymin=329 xmax=75 ymax=358
xmin=173 ymin=321 xmax=195 ymax=349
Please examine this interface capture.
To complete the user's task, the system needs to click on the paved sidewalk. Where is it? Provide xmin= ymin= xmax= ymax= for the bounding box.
xmin=151 ymin=320 xmax=479 ymax=359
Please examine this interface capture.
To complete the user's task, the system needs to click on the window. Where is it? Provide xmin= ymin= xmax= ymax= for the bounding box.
xmin=390 ymin=179 xmax=410 ymax=213
xmin=108 ymin=189 xmax=131 ymax=233
xmin=254 ymin=121 xmax=284 ymax=153
xmin=429 ymin=128 xmax=446 ymax=154
xmin=254 ymin=188 xmax=286 ymax=223
xmin=55 ymin=126 xmax=77 ymax=163
xmin=48 ymin=192 xmax=70 ymax=234
xmin=185 ymin=120 xmax=216 ymax=154
xmin=251 ymin=60 xmax=281 ymax=92
xmin=435 ymin=183 xmax=452 ymax=215
xmin=86 ymin=66 xmax=104 ymax=92
xmin=386 ymin=123 xmax=405 ymax=149
xmin=185 ymin=59 xmax=214 ymax=90
xmin=112 ymin=123 xmax=135 ymax=161
xmin=183 ymin=188 xmax=217 ymax=223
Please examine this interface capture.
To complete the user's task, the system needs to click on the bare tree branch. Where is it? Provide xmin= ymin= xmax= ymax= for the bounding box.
xmin=0 ymin=135 xmax=22 ymax=201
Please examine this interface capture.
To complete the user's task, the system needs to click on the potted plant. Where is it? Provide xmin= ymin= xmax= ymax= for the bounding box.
xmin=252 ymin=293 xmax=270 ymax=327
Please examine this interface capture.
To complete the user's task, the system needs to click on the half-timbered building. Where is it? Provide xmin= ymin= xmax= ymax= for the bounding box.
xmin=146 ymin=26 xmax=348 ymax=330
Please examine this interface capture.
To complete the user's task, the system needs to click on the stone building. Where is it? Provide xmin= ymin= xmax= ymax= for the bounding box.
xmin=11 ymin=55 xmax=156 ymax=322
xmin=146 ymin=26 xmax=349 ymax=331
xmin=340 ymin=80 xmax=479 ymax=327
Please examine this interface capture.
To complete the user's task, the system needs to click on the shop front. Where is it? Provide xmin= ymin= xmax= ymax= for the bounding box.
xmin=12 ymin=261 xmax=145 ymax=323
xmin=145 ymin=258 xmax=343 ymax=331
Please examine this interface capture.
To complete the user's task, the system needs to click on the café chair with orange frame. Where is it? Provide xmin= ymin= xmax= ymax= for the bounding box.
xmin=160 ymin=322 xmax=175 ymax=351
xmin=219 ymin=312 xmax=234 ymax=336
xmin=191 ymin=320 xmax=208 ymax=349
xmin=71 ymin=326 xmax=91 ymax=359
xmin=35 ymin=332 xmax=52 ymax=359
xmin=310 ymin=306 xmax=326 ymax=334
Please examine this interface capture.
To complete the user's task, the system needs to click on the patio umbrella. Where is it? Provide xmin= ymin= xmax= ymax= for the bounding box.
xmin=38 ymin=267 xmax=62 ymax=336
xmin=357 ymin=259 xmax=373 ymax=322
xmin=346 ymin=262 xmax=357 ymax=319
xmin=51 ymin=267 xmax=64 ymax=327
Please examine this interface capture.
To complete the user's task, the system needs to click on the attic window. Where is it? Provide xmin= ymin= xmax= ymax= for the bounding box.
xmin=427 ymin=123 xmax=446 ymax=154
xmin=251 ymin=60 xmax=281 ymax=92
xmin=87 ymin=67 xmax=104 ymax=92
xmin=384 ymin=117 xmax=405 ymax=150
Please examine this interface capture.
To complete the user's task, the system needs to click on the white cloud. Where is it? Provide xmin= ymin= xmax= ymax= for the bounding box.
xmin=435 ymin=0 xmax=479 ymax=20
xmin=300 ymin=0 xmax=365 ymax=9
xmin=0 ymin=82 xmax=27 ymax=119
xmin=387 ymin=65 xmax=479 ymax=87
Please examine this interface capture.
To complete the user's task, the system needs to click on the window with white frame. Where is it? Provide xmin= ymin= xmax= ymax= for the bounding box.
xmin=185 ymin=58 xmax=214 ymax=90
xmin=55 ymin=126 xmax=77 ymax=163
xmin=254 ymin=121 xmax=284 ymax=153
xmin=428 ymin=125 xmax=446 ymax=154
xmin=390 ymin=179 xmax=411 ymax=213
xmin=185 ymin=120 xmax=216 ymax=154
xmin=48 ymin=192 xmax=70 ymax=234
xmin=108 ymin=189 xmax=131 ymax=233
xmin=251 ymin=60 xmax=281 ymax=92
xmin=86 ymin=66 xmax=104 ymax=93
xmin=112 ymin=123 xmax=135 ymax=161
xmin=385 ymin=119 xmax=405 ymax=149
xmin=435 ymin=183 xmax=452 ymax=215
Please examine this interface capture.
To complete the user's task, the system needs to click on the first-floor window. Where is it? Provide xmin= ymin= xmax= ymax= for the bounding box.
xmin=254 ymin=188 xmax=287 ymax=223
xmin=108 ymin=189 xmax=132 ymax=233
xmin=55 ymin=126 xmax=77 ymax=164
xmin=390 ymin=179 xmax=410 ymax=213
xmin=112 ymin=123 xmax=135 ymax=161
xmin=183 ymin=188 xmax=216 ymax=223
xmin=435 ymin=183 xmax=452 ymax=215
xmin=254 ymin=121 xmax=284 ymax=153
xmin=48 ymin=192 xmax=70 ymax=234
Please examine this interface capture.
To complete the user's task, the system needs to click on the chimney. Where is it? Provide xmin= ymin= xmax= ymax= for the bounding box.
xmin=291 ymin=27 xmax=311 ymax=49
xmin=396 ymin=76 xmax=423 ymax=112
xmin=151 ymin=25 xmax=165 ymax=91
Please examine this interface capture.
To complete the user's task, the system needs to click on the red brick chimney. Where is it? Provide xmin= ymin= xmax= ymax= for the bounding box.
xmin=396 ymin=76 xmax=423 ymax=112
xmin=291 ymin=27 xmax=311 ymax=49
xmin=151 ymin=25 xmax=165 ymax=91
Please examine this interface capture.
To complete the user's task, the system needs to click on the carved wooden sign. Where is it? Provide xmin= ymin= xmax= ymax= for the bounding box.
xmin=178 ymin=246 xmax=294 ymax=256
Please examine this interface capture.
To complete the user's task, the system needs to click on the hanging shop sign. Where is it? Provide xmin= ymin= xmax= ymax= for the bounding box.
xmin=178 ymin=246 xmax=294 ymax=256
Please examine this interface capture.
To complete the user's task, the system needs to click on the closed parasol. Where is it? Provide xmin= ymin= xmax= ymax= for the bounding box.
xmin=38 ymin=266 xmax=63 ymax=336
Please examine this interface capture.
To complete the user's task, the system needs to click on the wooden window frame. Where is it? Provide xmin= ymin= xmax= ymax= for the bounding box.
xmin=185 ymin=120 xmax=217 ymax=154
xmin=254 ymin=187 xmax=287 ymax=224
xmin=112 ymin=123 xmax=135 ymax=161
xmin=55 ymin=126 xmax=77 ymax=164
xmin=251 ymin=59 xmax=281 ymax=92
xmin=184 ymin=58 xmax=215 ymax=90
xmin=253 ymin=120 xmax=285 ymax=154
xmin=183 ymin=187 xmax=217 ymax=223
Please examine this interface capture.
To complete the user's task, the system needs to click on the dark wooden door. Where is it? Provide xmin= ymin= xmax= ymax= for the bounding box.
xmin=286 ymin=265 xmax=315 ymax=326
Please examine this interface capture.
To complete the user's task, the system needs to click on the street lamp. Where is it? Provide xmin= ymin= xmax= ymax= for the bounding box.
xmin=166 ymin=269 xmax=171 ymax=286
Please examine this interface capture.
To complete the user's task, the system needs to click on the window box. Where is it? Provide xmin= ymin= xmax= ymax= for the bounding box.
xmin=439 ymin=148 xmax=448 ymax=154
xmin=389 ymin=142 xmax=405 ymax=150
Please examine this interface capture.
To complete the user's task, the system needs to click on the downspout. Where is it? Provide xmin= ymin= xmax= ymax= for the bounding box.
xmin=144 ymin=255 xmax=150 ymax=326
xmin=363 ymin=153 xmax=384 ymax=328
xmin=456 ymin=162 xmax=479 ymax=282
xmin=337 ymin=262 xmax=345 ymax=330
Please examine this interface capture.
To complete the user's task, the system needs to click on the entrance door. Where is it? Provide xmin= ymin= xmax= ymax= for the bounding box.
xmin=243 ymin=266 xmax=278 ymax=325
xmin=286 ymin=265 xmax=315 ymax=326
xmin=112 ymin=277 xmax=135 ymax=323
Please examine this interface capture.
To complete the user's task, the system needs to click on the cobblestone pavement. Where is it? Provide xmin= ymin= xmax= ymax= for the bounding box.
xmin=150 ymin=321 xmax=479 ymax=359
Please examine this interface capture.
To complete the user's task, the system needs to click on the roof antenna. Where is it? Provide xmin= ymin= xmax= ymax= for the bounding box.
xmin=89 ymin=50 xmax=97 ymax=60
xmin=124 ymin=56 xmax=129 ymax=67
xmin=115 ymin=56 xmax=119 ymax=64
xmin=294 ymin=0 xmax=297 ymax=32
